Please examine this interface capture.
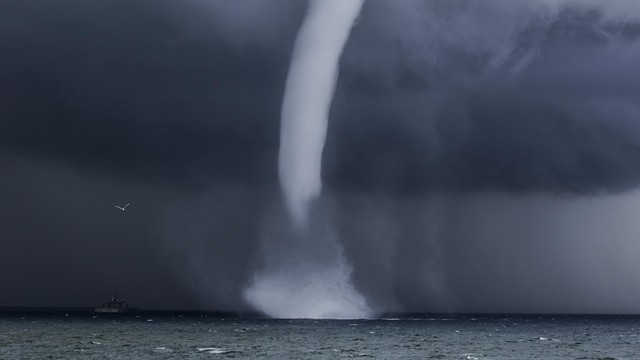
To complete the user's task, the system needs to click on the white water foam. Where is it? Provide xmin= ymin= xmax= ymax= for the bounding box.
xmin=245 ymin=259 xmax=370 ymax=319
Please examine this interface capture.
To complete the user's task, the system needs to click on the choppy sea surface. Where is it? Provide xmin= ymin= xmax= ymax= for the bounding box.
xmin=1 ymin=314 xmax=639 ymax=359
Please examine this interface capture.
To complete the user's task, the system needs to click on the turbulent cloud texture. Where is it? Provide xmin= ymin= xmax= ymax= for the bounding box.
xmin=1 ymin=0 xmax=640 ymax=313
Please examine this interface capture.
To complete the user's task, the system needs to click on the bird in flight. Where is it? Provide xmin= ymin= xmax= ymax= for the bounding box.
xmin=114 ymin=203 xmax=131 ymax=211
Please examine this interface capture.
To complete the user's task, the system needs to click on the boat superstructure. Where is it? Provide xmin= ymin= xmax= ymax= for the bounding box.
xmin=94 ymin=291 xmax=129 ymax=313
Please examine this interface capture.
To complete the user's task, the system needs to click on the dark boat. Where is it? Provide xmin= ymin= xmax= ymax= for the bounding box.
xmin=94 ymin=291 xmax=129 ymax=314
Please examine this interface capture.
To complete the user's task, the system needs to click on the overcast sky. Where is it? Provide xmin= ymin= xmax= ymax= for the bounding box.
xmin=2 ymin=0 xmax=640 ymax=314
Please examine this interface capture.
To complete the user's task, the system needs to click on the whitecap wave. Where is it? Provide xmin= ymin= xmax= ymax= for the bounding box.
xmin=197 ymin=347 xmax=229 ymax=354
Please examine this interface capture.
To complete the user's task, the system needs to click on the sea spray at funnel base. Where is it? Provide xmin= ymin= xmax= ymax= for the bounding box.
xmin=244 ymin=255 xmax=370 ymax=319
xmin=244 ymin=199 xmax=372 ymax=319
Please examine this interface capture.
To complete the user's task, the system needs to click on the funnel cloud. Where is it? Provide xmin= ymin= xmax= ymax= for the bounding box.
xmin=278 ymin=0 xmax=365 ymax=228
xmin=246 ymin=0 xmax=369 ymax=319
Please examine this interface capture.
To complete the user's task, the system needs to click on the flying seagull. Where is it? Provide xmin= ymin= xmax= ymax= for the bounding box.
xmin=114 ymin=203 xmax=131 ymax=211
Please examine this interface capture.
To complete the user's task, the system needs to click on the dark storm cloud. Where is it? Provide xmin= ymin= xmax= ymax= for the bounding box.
xmin=0 ymin=0 xmax=301 ymax=189
xmin=3 ymin=0 xmax=640 ymax=313
xmin=326 ymin=2 xmax=640 ymax=195
xmin=2 ymin=0 xmax=640 ymax=194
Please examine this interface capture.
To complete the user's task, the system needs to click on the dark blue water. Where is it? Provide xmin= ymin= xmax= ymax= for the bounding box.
xmin=1 ymin=314 xmax=639 ymax=359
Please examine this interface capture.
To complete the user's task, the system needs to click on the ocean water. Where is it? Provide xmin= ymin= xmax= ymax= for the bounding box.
xmin=1 ymin=314 xmax=639 ymax=359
